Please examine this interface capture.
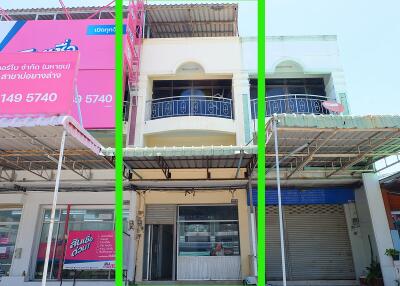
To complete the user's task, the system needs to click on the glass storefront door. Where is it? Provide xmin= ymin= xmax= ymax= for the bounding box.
xmin=0 ymin=209 xmax=22 ymax=278
xmin=177 ymin=205 xmax=241 ymax=280
xmin=143 ymin=224 xmax=174 ymax=280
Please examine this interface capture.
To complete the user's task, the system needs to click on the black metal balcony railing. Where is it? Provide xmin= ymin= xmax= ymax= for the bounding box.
xmin=250 ymin=94 xmax=330 ymax=119
xmin=146 ymin=96 xmax=234 ymax=120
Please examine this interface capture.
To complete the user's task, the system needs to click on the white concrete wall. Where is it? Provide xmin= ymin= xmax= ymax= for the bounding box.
xmin=132 ymin=37 xmax=245 ymax=147
xmin=242 ymin=35 xmax=343 ymax=74
xmin=140 ymin=37 xmax=241 ymax=76
xmin=241 ymin=35 xmax=350 ymax=116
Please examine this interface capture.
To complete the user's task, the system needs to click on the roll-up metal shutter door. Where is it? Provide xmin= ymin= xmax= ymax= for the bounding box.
xmin=145 ymin=204 xmax=176 ymax=224
xmin=266 ymin=206 xmax=286 ymax=281
xmin=285 ymin=204 xmax=355 ymax=280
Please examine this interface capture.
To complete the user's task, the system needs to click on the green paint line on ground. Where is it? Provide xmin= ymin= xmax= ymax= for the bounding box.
xmin=115 ymin=0 xmax=124 ymax=285
xmin=257 ymin=0 xmax=266 ymax=285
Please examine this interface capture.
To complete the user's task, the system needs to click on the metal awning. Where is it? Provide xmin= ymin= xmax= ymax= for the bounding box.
xmin=380 ymin=171 xmax=400 ymax=191
xmin=103 ymin=145 xmax=257 ymax=183
xmin=0 ymin=116 xmax=112 ymax=182
xmin=3 ymin=4 xmax=238 ymax=38
xmin=2 ymin=6 xmax=117 ymax=20
xmin=144 ymin=3 xmax=238 ymax=38
xmin=266 ymin=114 xmax=400 ymax=179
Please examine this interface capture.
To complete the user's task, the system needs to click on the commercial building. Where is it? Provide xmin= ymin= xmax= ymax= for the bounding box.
xmin=0 ymin=2 xmax=400 ymax=286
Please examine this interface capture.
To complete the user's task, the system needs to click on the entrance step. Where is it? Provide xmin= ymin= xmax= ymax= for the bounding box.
xmin=136 ymin=281 xmax=243 ymax=285
xmin=267 ymin=280 xmax=358 ymax=286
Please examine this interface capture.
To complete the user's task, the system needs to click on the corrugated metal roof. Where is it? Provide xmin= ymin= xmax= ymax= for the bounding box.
xmin=103 ymin=144 xmax=256 ymax=157
xmin=264 ymin=114 xmax=400 ymax=178
xmin=273 ymin=114 xmax=400 ymax=129
xmin=2 ymin=3 xmax=238 ymax=38
xmin=0 ymin=116 xmax=112 ymax=178
xmin=145 ymin=4 xmax=238 ymax=38
xmin=2 ymin=6 xmax=117 ymax=21
xmin=103 ymin=145 xmax=256 ymax=174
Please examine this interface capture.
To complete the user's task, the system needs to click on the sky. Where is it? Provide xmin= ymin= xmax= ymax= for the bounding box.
xmin=2 ymin=0 xmax=400 ymax=116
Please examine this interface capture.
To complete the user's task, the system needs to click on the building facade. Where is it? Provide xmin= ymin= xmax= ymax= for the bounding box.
xmin=0 ymin=3 xmax=400 ymax=286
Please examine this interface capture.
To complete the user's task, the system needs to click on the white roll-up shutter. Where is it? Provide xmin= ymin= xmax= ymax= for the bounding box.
xmin=285 ymin=204 xmax=355 ymax=280
xmin=145 ymin=204 xmax=176 ymax=224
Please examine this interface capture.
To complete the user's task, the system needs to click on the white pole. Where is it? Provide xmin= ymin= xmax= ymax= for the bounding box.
xmin=41 ymin=130 xmax=67 ymax=286
xmin=75 ymin=86 xmax=83 ymax=126
xmin=273 ymin=117 xmax=287 ymax=286
xmin=248 ymin=180 xmax=258 ymax=276
xmin=128 ymin=190 xmax=137 ymax=281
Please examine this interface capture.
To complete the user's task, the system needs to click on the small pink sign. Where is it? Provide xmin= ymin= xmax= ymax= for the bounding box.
xmin=0 ymin=237 xmax=9 ymax=245
xmin=0 ymin=52 xmax=79 ymax=117
xmin=322 ymin=101 xmax=345 ymax=113
xmin=64 ymin=230 xmax=115 ymax=270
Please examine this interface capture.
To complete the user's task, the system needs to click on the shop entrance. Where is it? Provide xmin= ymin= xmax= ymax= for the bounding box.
xmin=143 ymin=224 xmax=174 ymax=280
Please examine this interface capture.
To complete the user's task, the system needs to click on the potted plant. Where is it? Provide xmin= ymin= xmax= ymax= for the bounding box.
xmin=385 ymin=248 xmax=400 ymax=260
xmin=366 ymin=259 xmax=384 ymax=286
xmin=360 ymin=235 xmax=384 ymax=286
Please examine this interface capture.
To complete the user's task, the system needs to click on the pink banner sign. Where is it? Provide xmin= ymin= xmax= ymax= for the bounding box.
xmin=64 ymin=230 xmax=115 ymax=270
xmin=0 ymin=52 xmax=79 ymax=117
xmin=0 ymin=20 xmax=119 ymax=128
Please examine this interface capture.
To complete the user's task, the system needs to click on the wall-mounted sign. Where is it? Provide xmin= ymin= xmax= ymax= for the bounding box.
xmin=0 ymin=51 xmax=79 ymax=117
xmin=322 ymin=101 xmax=345 ymax=113
xmin=64 ymin=230 xmax=115 ymax=270
xmin=248 ymin=187 xmax=355 ymax=205
xmin=0 ymin=20 xmax=125 ymax=129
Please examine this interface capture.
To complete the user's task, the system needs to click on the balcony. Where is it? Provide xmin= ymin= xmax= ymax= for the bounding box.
xmin=250 ymin=94 xmax=330 ymax=119
xmin=146 ymin=96 xmax=234 ymax=120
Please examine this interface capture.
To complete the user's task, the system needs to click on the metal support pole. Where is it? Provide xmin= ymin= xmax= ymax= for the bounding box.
xmin=75 ymin=86 xmax=83 ymax=126
xmin=42 ymin=130 xmax=67 ymax=286
xmin=128 ymin=191 xmax=137 ymax=282
xmin=248 ymin=179 xmax=258 ymax=277
xmin=273 ymin=118 xmax=287 ymax=286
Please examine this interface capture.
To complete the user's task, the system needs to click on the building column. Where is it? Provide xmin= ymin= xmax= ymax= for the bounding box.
xmin=232 ymin=72 xmax=251 ymax=145
xmin=128 ymin=74 xmax=148 ymax=147
xmin=343 ymin=202 xmax=369 ymax=279
xmin=363 ymin=173 xmax=396 ymax=285
xmin=5 ymin=194 xmax=41 ymax=284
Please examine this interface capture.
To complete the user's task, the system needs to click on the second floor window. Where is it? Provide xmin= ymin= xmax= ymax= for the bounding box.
xmin=250 ymin=78 xmax=326 ymax=99
xmin=153 ymin=80 xmax=232 ymax=99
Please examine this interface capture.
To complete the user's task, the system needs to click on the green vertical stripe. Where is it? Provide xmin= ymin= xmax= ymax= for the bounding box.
xmin=115 ymin=0 xmax=123 ymax=285
xmin=257 ymin=0 xmax=266 ymax=285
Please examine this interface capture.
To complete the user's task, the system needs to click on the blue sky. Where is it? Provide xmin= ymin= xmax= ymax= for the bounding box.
xmin=3 ymin=0 xmax=400 ymax=116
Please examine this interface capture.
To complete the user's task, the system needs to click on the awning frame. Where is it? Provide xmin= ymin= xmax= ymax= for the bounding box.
xmin=265 ymin=114 xmax=400 ymax=179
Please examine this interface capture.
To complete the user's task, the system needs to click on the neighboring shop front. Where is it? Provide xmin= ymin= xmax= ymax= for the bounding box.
xmin=381 ymin=187 xmax=400 ymax=251
xmin=0 ymin=207 xmax=22 ymax=279
xmin=0 ymin=191 xmax=129 ymax=286
xmin=135 ymin=189 xmax=251 ymax=282
xmin=250 ymin=187 xmax=357 ymax=281
xmin=32 ymin=205 xmax=128 ymax=281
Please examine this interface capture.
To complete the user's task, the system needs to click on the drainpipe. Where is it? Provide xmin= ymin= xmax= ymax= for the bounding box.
xmin=248 ymin=179 xmax=258 ymax=277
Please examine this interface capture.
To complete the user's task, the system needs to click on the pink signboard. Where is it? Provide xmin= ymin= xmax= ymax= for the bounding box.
xmin=63 ymin=230 xmax=115 ymax=270
xmin=0 ymin=20 xmax=120 ymax=128
xmin=0 ymin=52 xmax=79 ymax=117
xmin=322 ymin=101 xmax=345 ymax=113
